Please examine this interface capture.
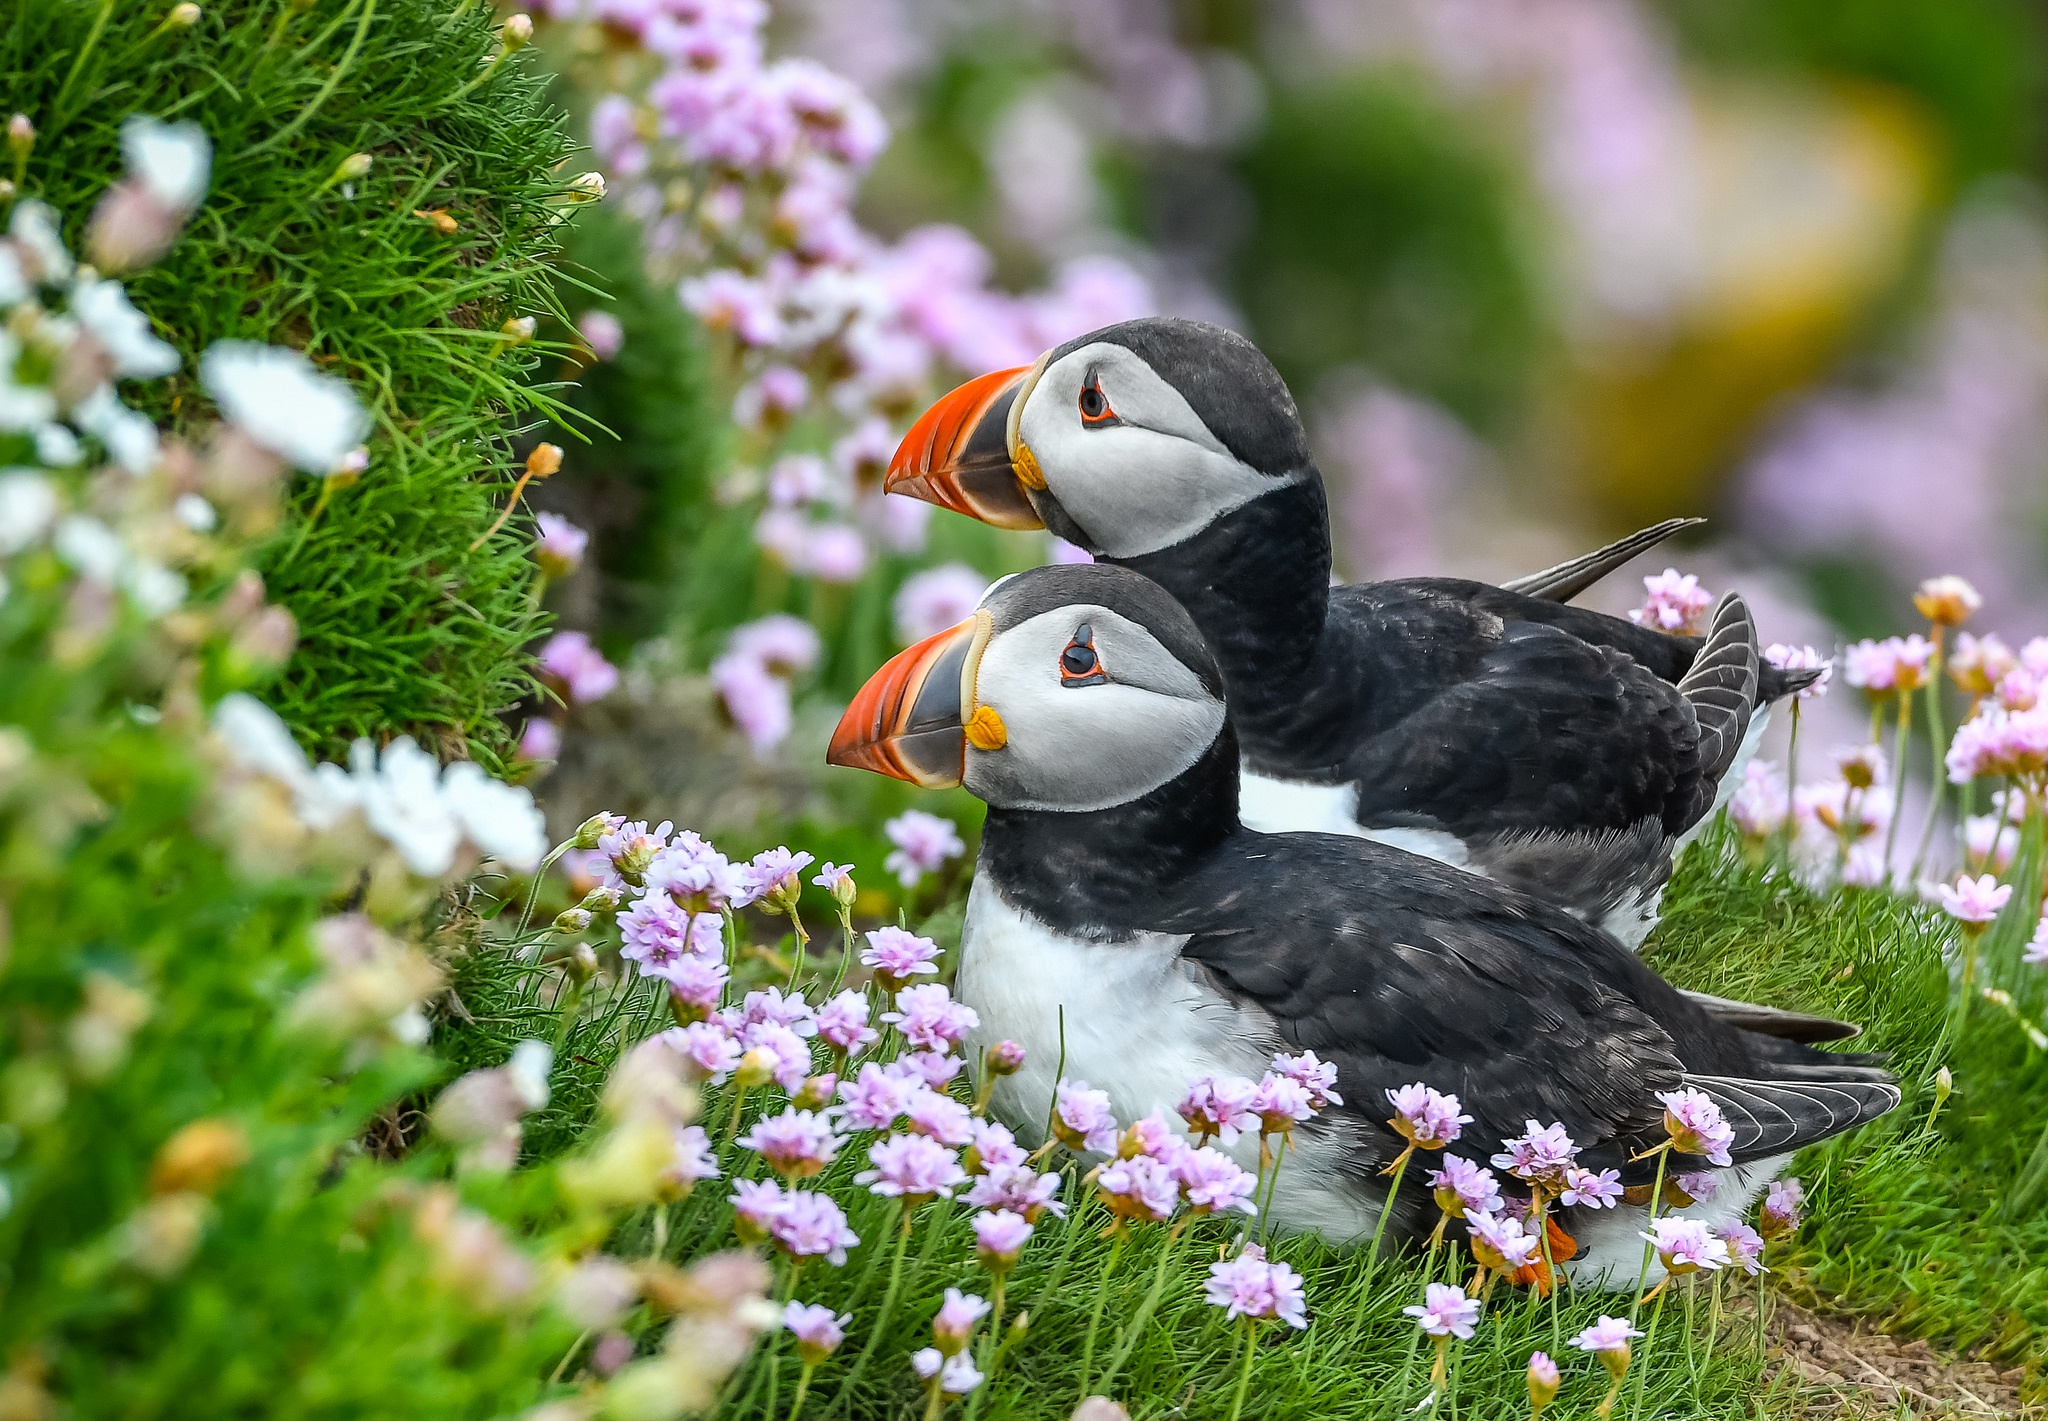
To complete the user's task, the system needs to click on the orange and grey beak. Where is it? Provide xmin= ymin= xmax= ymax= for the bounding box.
xmin=827 ymin=614 xmax=996 ymax=787
xmin=886 ymin=364 xmax=1046 ymax=530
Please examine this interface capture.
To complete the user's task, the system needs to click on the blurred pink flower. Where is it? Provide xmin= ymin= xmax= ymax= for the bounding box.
xmin=539 ymin=631 xmax=619 ymax=703
xmin=1401 ymin=1281 xmax=1476 ymax=1339
xmin=1627 ymin=568 xmax=1713 ymax=635
xmin=535 ymin=512 xmax=589 ymax=579
xmin=892 ymin=563 xmax=989 ymax=644
xmin=578 ymin=310 xmax=626 ymax=361
xmin=883 ymin=809 xmax=964 ymax=888
xmin=1939 ymin=873 xmax=2012 ymax=925
xmin=518 ymin=718 xmax=561 ymax=763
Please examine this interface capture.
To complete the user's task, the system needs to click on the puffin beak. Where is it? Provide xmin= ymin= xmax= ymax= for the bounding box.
xmin=827 ymin=613 xmax=993 ymax=787
xmin=886 ymin=364 xmax=1047 ymax=530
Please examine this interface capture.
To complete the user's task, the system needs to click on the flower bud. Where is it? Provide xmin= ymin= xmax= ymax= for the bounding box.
xmin=501 ymin=12 xmax=533 ymax=47
xmin=569 ymin=170 xmax=606 ymax=202
xmin=1527 ymin=1351 xmax=1560 ymax=1418
xmin=501 ymin=315 xmax=536 ymax=345
xmin=554 ymin=907 xmax=593 ymax=935
xmin=169 ymin=3 xmax=202 ymax=24
xmin=828 ymin=871 xmax=857 ymax=911
xmin=574 ymin=811 xmax=621 ymax=849
xmin=335 ymin=152 xmax=372 ymax=181
xmin=1933 ymin=1065 xmax=1953 ymax=1109
xmin=735 ymin=1048 xmax=777 ymax=1090
xmin=149 ymin=1118 xmax=251 ymax=1197
xmin=7 ymin=115 xmax=33 ymax=158
xmin=1913 ymin=575 xmax=1981 ymax=628
xmin=568 ymin=943 xmax=599 ymax=983
xmin=526 ymin=442 xmax=563 ymax=479
xmin=579 ymin=886 xmax=623 ymax=913
xmin=985 ymin=1040 xmax=1027 ymax=1076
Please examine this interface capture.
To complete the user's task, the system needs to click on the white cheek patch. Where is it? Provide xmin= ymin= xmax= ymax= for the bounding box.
xmin=965 ymin=606 xmax=1225 ymax=812
xmin=1019 ymin=345 xmax=1294 ymax=559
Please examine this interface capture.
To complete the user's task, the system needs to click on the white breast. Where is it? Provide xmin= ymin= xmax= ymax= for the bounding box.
xmin=954 ymin=870 xmax=1382 ymax=1242
xmin=1238 ymin=770 xmax=1472 ymax=867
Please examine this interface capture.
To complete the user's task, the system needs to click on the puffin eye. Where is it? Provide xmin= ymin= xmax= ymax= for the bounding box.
xmin=1077 ymin=380 xmax=1119 ymax=428
xmin=1060 ymin=623 xmax=1107 ymax=687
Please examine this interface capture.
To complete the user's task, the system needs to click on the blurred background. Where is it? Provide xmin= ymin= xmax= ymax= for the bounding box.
xmin=524 ymin=0 xmax=2048 ymax=904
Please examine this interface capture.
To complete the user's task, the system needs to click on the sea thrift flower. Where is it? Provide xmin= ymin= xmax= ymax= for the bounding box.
xmin=1176 ymin=1146 xmax=1260 ymax=1216
xmin=1950 ymin=633 xmax=2017 ymax=695
xmin=730 ymin=1178 xmax=786 ymax=1244
xmin=1657 ymin=1089 xmax=1735 ymax=1166
xmin=1640 ymin=1217 xmax=1730 ymax=1275
xmin=1570 ymin=1316 xmax=1641 ymax=1374
xmin=666 ymin=954 xmax=731 ymax=1021
xmin=883 ymin=809 xmax=965 ymax=888
xmin=985 ymin=1040 xmax=1027 ymax=1076
xmin=1386 ymin=1082 xmax=1470 ymax=1148
xmin=1118 ymin=1111 xmax=1178 ymax=1162
xmin=966 ymin=1163 xmax=1066 ymax=1220
xmin=837 ymin=1063 xmax=913 ymax=1132
xmin=972 ymin=1209 xmax=1034 ymax=1271
xmin=538 ymin=630 xmax=621 ymax=704
xmin=1527 ymin=1351 xmax=1561 ymax=1419
xmin=931 ymin=1288 xmax=991 ymax=1354
xmin=784 ymin=1302 xmax=848 ymax=1365
xmin=535 ymin=512 xmax=589 ymax=578
xmin=901 ymin=1088 xmax=975 ymax=1147
xmin=861 ymin=926 xmax=940 ymax=991
xmin=1205 ymin=1243 xmax=1308 ymax=1328
xmin=893 ymin=563 xmax=989 ymax=644
xmin=743 ymin=846 xmax=814 ymax=910
xmin=1559 ymin=1165 xmax=1623 ymax=1209
xmin=1491 ymin=1121 xmax=1581 ymax=1190
xmin=966 ymin=1119 xmax=1026 ymax=1173
xmin=910 ymin=1349 xmax=983 ymax=1397
xmin=2024 ymin=912 xmax=2048 ymax=968
xmin=856 ymin=1132 xmax=966 ymax=1202
xmin=577 ymin=309 xmax=625 ymax=360
xmin=1178 ymin=1074 xmax=1260 ymax=1145
xmin=1465 ymin=1210 xmax=1541 ymax=1274
xmin=669 ymin=1020 xmax=742 ymax=1082
xmin=1052 ymin=1080 xmax=1120 ymax=1154
xmin=199 ymin=340 xmax=369 ymax=473
xmin=812 ymin=861 xmax=857 ymax=913
xmin=899 ymin=1050 xmax=964 ymax=1088
xmin=738 ymin=1108 xmax=840 ymax=1178
xmin=1759 ymin=1177 xmax=1804 ymax=1238
xmin=882 ymin=983 xmax=979 ymax=1051
xmin=1728 ymin=760 xmax=1789 ymax=839
xmin=1914 ymin=574 xmax=1982 ymax=626
xmin=1251 ymin=1073 xmax=1315 ymax=1137
xmin=815 ymin=990 xmax=878 ymax=1053
xmin=1939 ymin=873 xmax=2012 ymax=929
xmin=1628 ymin=568 xmax=1713 ymax=635
xmin=1273 ymin=1051 xmax=1342 ymax=1107
xmin=732 ymin=1022 xmax=811 ymax=1092
xmin=1672 ymin=1170 xmax=1720 ymax=1205
xmin=1764 ymin=643 xmax=1832 ymax=699
xmin=1964 ymin=815 xmax=2020 ymax=874
xmin=1097 ymin=1154 xmax=1179 ymax=1223
xmin=769 ymin=1190 xmax=859 ymax=1265
xmin=1717 ymin=1222 xmax=1769 ymax=1275
xmin=1429 ymin=1156 xmax=1503 ymax=1219
xmin=1403 ymin=1281 xmax=1480 ymax=1339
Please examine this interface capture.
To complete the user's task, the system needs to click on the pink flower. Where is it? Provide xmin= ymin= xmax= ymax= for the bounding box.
xmin=1627 ymin=568 xmax=1714 ymax=635
xmin=1402 ymin=1281 xmax=1478 ymax=1339
xmin=1965 ymin=815 xmax=2020 ymax=874
xmin=1465 ymin=1209 xmax=1540 ymax=1273
xmin=769 ymin=1189 xmax=859 ymax=1266
xmin=681 ymin=268 xmax=783 ymax=345
xmin=1570 ymin=1316 xmax=1642 ymax=1356
xmin=837 ymin=1063 xmax=913 ymax=1132
xmin=899 ymin=1050 xmax=963 ymax=1088
xmin=901 ymin=1088 xmax=975 ymax=1147
xmin=667 ymin=1020 xmax=741 ymax=1082
xmin=856 ymin=1132 xmax=966 ymax=1201
xmin=1175 ymin=1146 xmax=1259 ymax=1216
xmin=1428 ymin=1155 xmax=1502 ymax=1219
xmin=1673 ymin=1170 xmax=1720 ymax=1204
xmin=577 ymin=310 xmax=625 ymax=361
xmin=861 ymin=925 xmax=941 ymax=989
xmin=1119 ymin=1110 xmax=1179 ymax=1162
xmin=1842 ymin=639 xmax=1898 ymax=692
xmin=728 ymin=614 xmax=821 ymax=675
xmin=966 ymin=1119 xmax=1026 ymax=1173
xmin=618 ymin=892 xmax=696 ymax=979
xmin=910 ymin=1348 xmax=982 ymax=1397
xmin=742 ymin=846 xmax=814 ymax=905
xmin=930 ymin=1287 xmax=990 ymax=1353
xmin=732 ymin=364 xmax=809 ymax=429
xmin=1178 ymin=1073 xmax=1260 ymax=1145
xmin=882 ymin=810 xmax=965 ymax=889
xmin=663 ymin=1124 xmax=720 ymax=1192
xmin=984 ymin=1040 xmax=1027 ymax=1076
xmin=664 ymin=954 xmax=730 ymax=1020
xmin=784 ymin=1301 xmax=848 ymax=1364
xmin=535 ymin=513 xmax=589 ymax=579
xmin=1491 ymin=1121 xmax=1582 ymax=1188
xmin=801 ymin=523 xmax=869 ymax=584
xmin=599 ymin=819 xmax=672 ymax=886
xmin=1913 ymin=574 xmax=1982 ymax=626
xmin=1052 ymin=1080 xmax=1120 ymax=1154
xmin=1274 ymin=1050 xmax=1343 ymax=1108
xmin=646 ymin=832 xmax=742 ymax=908
xmin=734 ymin=1020 xmax=812 ymax=1092
xmin=1717 ymin=1222 xmax=1769 ymax=1276
xmin=815 ymin=989 xmax=877 ymax=1053
xmin=1764 ymin=643 xmax=1833 ymax=700
xmin=738 ymin=1107 xmax=840 ymax=1178
xmin=1939 ymin=873 xmax=2012 ymax=926
xmin=1761 ymin=1177 xmax=1804 ymax=1237
xmin=2023 ymin=911 xmax=2048 ymax=968
xmin=1657 ymin=1089 xmax=1735 ymax=1167
xmin=1206 ymin=1243 xmax=1309 ymax=1329
xmin=882 ymin=983 xmax=979 ymax=1051
xmin=1559 ymin=1165 xmax=1623 ymax=1209
xmin=832 ymin=416 xmax=895 ymax=484
xmin=1639 ymin=1217 xmax=1730 ymax=1275
xmin=735 ymin=986 xmax=816 ymax=1036
xmin=1097 ymin=1154 xmax=1180 ymax=1223
xmin=1949 ymin=633 xmax=2017 ymax=695
xmin=1386 ymin=1082 xmax=1470 ymax=1148
xmin=1251 ymin=1073 xmax=1315 ymax=1135
xmin=730 ymin=1177 xmax=786 ymax=1244
xmin=711 ymin=651 xmax=793 ymax=755
xmin=1527 ymin=1351 xmax=1561 ymax=1405
xmin=538 ymin=630 xmax=620 ymax=703
xmin=964 ymin=1163 xmax=1065 ymax=1221
xmin=892 ymin=564 xmax=989 ymax=645
xmin=972 ymin=1208 xmax=1034 ymax=1268
xmin=1999 ymin=668 xmax=2042 ymax=712
xmin=518 ymin=718 xmax=561 ymax=763
xmin=1728 ymin=760 xmax=1788 ymax=839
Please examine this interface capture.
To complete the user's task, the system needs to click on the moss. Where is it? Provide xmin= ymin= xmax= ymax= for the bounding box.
xmin=7 ymin=0 xmax=583 ymax=768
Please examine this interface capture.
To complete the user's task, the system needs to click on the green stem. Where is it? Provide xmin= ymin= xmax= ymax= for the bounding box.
xmin=788 ymin=1362 xmax=817 ymax=1421
xmin=2004 ymin=1115 xmax=2048 ymax=1218
xmin=1076 ymin=1229 xmax=1127 ymax=1402
xmin=1225 ymin=1318 xmax=1258 ymax=1421
xmin=1778 ymin=703 xmax=1802 ymax=860
xmin=838 ymin=1204 xmax=913 ymax=1404
xmin=1882 ymin=695 xmax=1913 ymax=878
xmin=1365 ymin=1147 xmax=1414 ymax=1276
xmin=965 ymin=1273 xmax=1007 ymax=1421
xmin=1628 ymin=1149 xmax=1670 ymax=1328
xmin=52 ymin=0 xmax=117 ymax=118
xmin=1909 ymin=639 xmax=1948 ymax=881
xmin=1256 ymin=1132 xmax=1291 ymax=1243
xmin=1627 ymin=1281 xmax=1670 ymax=1421
xmin=1095 ymin=1221 xmax=1186 ymax=1393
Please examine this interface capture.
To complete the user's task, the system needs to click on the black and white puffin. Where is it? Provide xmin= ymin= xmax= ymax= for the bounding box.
xmin=827 ymin=562 xmax=1895 ymax=1280
xmin=886 ymin=318 xmax=1821 ymax=946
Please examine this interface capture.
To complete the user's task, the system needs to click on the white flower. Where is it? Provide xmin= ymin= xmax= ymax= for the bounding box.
xmin=440 ymin=760 xmax=547 ymax=871
xmin=0 ymin=332 xmax=58 ymax=432
xmin=173 ymin=492 xmax=216 ymax=531
xmin=212 ymin=693 xmax=314 ymax=789
xmin=299 ymin=761 xmax=361 ymax=829
xmin=53 ymin=514 xmax=124 ymax=581
xmin=0 ymin=472 xmax=59 ymax=554
xmin=350 ymin=735 xmax=463 ymax=877
xmin=121 ymin=116 xmax=212 ymax=211
xmin=124 ymin=558 xmax=186 ymax=615
xmin=199 ymin=341 xmax=368 ymax=472
xmin=0 ymin=245 xmax=26 ymax=308
xmin=10 ymin=202 xmax=72 ymax=286
xmin=70 ymin=273 xmax=179 ymax=378
xmin=506 ymin=1040 xmax=554 ymax=1111
xmin=34 ymin=422 xmax=81 ymax=466
xmin=70 ymin=385 xmax=160 ymax=475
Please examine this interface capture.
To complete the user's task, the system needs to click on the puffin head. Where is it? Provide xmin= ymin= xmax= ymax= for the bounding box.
xmin=827 ymin=562 xmax=1227 ymax=811
xmin=887 ymin=317 xmax=1315 ymax=559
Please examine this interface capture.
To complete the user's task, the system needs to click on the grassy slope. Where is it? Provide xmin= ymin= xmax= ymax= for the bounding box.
xmin=7 ymin=0 xmax=577 ymax=767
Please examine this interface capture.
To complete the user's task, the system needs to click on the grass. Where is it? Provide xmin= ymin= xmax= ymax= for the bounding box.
xmin=422 ymin=821 xmax=2048 ymax=1419
xmin=7 ymin=0 xmax=583 ymax=767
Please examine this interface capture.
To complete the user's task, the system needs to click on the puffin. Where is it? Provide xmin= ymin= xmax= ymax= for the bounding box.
xmin=885 ymin=318 xmax=1821 ymax=947
xmin=826 ymin=562 xmax=1896 ymax=1280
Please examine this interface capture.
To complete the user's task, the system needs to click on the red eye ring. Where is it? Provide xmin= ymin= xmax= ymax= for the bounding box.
xmin=1078 ymin=380 xmax=1117 ymax=427
xmin=1061 ymin=623 xmax=1106 ymax=686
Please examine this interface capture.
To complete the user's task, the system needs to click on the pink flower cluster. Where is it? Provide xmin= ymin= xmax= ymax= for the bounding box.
xmin=711 ymin=613 xmax=821 ymax=755
xmin=1763 ymin=643 xmax=1832 ymax=700
xmin=883 ymin=810 xmax=965 ymax=889
xmin=1627 ymin=568 xmax=1713 ymax=636
xmin=1946 ymin=704 xmax=2048 ymax=788
xmin=538 ymin=629 xmax=619 ymax=704
xmin=1206 ymin=1243 xmax=1308 ymax=1329
xmin=1387 ymin=1081 xmax=1471 ymax=1149
xmin=1842 ymin=635 xmax=1935 ymax=695
xmin=1656 ymin=1089 xmax=1735 ymax=1167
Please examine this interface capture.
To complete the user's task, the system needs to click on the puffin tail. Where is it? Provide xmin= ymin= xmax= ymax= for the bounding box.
xmin=1676 ymin=593 xmax=1761 ymax=788
xmin=1681 ymin=1067 xmax=1902 ymax=1163
xmin=1498 ymin=518 xmax=1705 ymax=603
xmin=1677 ymin=989 xmax=1862 ymax=1043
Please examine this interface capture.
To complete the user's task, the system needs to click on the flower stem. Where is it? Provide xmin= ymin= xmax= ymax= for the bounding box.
xmin=1257 ymin=1132 xmax=1291 ymax=1243
xmin=1075 ymin=1229 xmax=1127 ymax=1402
xmin=1225 ymin=1318 xmax=1258 ymax=1421
xmin=1909 ymin=634 xmax=1949 ymax=881
xmin=1095 ymin=1220 xmax=1186 ymax=1394
xmin=838 ymin=1203 xmax=913 ymax=1403
xmin=1628 ymin=1148 xmax=1670 ymax=1328
xmin=1882 ymin=694 xmax=1914 ymax=878
xmin=1778 ymin=703 xmax=1802 ymax=860
xmin=788 ymin=1362 xmax=817 ymax=1421
xmin=1364 ymin=1146 xmax=1414 ymax=1277
xmin=1627 ymin=1278 xmax=1670 ymax=1421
